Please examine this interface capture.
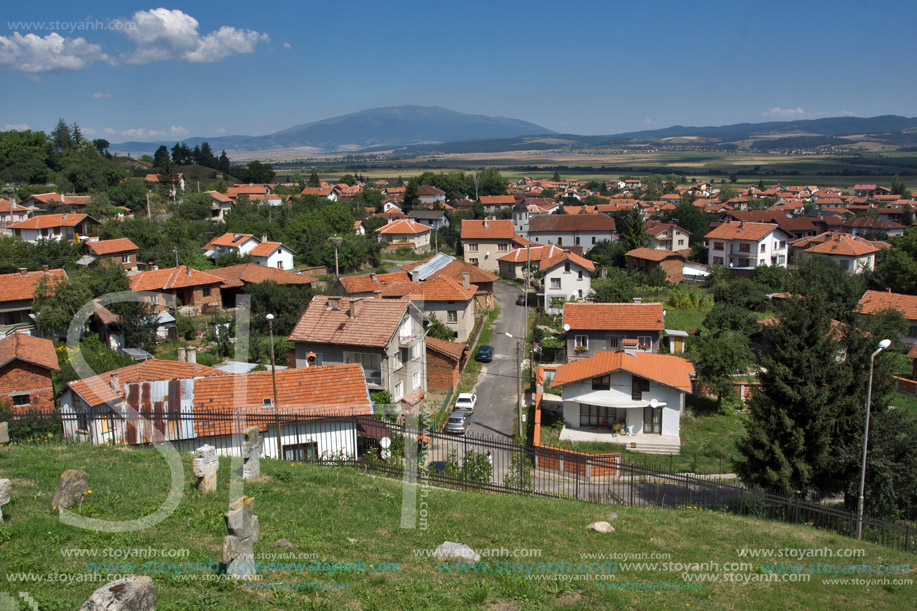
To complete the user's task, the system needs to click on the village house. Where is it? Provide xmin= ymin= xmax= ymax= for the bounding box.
xmin=794 ymin=232 xmax=881 ymax=274
xmin=407 ymin=209 xmax=450 ymax=231
xmin=417 ymin=185 xmax=447 ymax=204
xmin=145 ymin=173 xmax=186 ymax=194
xmin=202 ymin=233 xmax=262 ymax=259
xmin=705 ymin=221 xmax=792 ymax=270
xmin=300 ymin=186 xmax=337 ymax=200
xmin=288 ymin=296 xmax=428 ymax=406
xmin=550 ymin=346 xmax=694 ymax=453
xmin=376 ymin=219 xmax=433 ymax=253
xmin=0 ymin=333 xmax=59 ymax=414
xmin=644 ymin=222 xmax=690 ymax=251
xmin=563 ymin=302 xmax=665 ymax=360
xmin=479 ymin=195 xmax=516 ymax=214
xmin=541 ymin=251 xmax=595 ymax=315
xmin=206 ymin=264 xmax=316 ymax=308
xmin=206 ymin=190 xmax=233 ymax=221
xmin=380 ymin=274 xmax=478 ymax=341
xmin=227 ymin=184 xmax=269 ymax=200
xmin=0 ymin=198 xmax=29 ymax=228
xmin=460 ymin=219 xmax=516 ymax=272
xmin=249 ymin=241 xmax=296 ymax=269
xmin=625 ymin=248 xmax=687 ymax=283
xmin=0 ymin=268 xmax=68 ymax=337
xmin=841 ymin=217 xmax=905 ymax=239
xmin=401 ymin=253 xmax=498 ymax=314
xmin=497 ymin=244 xmax=565 ymax=281
xmin=338 ymin=271 xmax=411 ymax=298
xmin=527 ymin=214 xmax=616 ymax=254
xmin=8 ymin=213 xmax=100 ymax=244
xmin=425 ymin=337 xmax=468 ymax=392
xmin=18 ymin=192 xmax=92 ymax=214
xmin=85 ymin=238 xmax=140 ymax=272
xmin=856 ymin=290 xmax=917 ymax=348
xmin=129 ymin=265 xmax=224 ymax=314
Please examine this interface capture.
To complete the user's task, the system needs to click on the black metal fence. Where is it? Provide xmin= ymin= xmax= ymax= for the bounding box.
xmin=2 ymin=410 xmax=913 ymax=554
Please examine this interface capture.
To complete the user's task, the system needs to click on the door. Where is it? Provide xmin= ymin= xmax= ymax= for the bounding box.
xmin=643 ymin=406 xmax=662 ymax=434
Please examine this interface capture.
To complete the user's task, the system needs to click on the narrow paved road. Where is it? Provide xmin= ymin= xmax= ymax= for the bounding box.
xmin=465 ymin=281 xmax=527 ymax=440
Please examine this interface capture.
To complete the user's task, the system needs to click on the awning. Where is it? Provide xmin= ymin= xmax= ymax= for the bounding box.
xmin=356 ymin=418 xmax=392 ymax=441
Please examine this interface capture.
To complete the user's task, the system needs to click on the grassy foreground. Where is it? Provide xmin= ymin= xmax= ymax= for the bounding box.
xmin=0 ymin=443 xmax=914 ymax=609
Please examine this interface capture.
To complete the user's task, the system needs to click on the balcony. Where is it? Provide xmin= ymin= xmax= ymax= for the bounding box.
xmin=399 ymin=333 xmax=421 ymax=346
xmin=365 ymin=370 xmax=383 ymax=388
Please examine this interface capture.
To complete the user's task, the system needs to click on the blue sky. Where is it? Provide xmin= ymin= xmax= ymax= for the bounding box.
xmin=2 ymin=1 xmax=916 ymax=142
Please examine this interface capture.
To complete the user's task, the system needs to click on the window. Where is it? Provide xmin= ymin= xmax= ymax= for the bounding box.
xmin=497 ymin=243 xmax=508 ymax=252
xmin=592 ymin=236 xmax=596 ymax=244
xmin=580 ymin=404 xmax=614 ymax=427
xmin=637 ymin=336 xmax=652 ymax=351
xmin=677 ymin=239 xmax=684 ymax=246
xmin=760 ymin=243 xmax=766 ymax=253
xmin=712 ymin=242 xmax=724 ymax=250
xmin=277 ymin=261 xmax=284 ymax=269
xmin=739 ymin=243 xmax=750 ymax=253
xmin=262 ymin=398 xmax=273 ymax=407
xmin=12 ymin=394 xmax=29 ymax=407
xmin=391 ymin=350 xmax=403 ymax=370
xmin=400 ymin=317 xmax=412 ymax=339
xmin=468 ymin=258 xmax=478 ymax=266
xmin=578 ymin=289 xmax=583 ymax=298
xmin=577 ymin=270 xmax=583 ymax=280
xmin=575 ymin=236 xmax=581 ymax=245
xmin=410 ymin=343 xmax=422 ymax=361
xmin=713 ymin=256 xmax=724 ymax=265
xmin=393 ymin=382 xmax=404 ymax=401
xmin=203 ymin=288 xmax=212 ymax=297
xmin=447 ymin=310 xmax=457 ymax=323
xmin=412 ymin=370 xmax=421 ymax=389
xmin=632 ymin=375 xmax=650 ymax=400
xmin=550 ymin=277 xmax=561 ymax=289
xmin=121 ymin=254 xmax=129 ymax=263
xmin=283 ymin=442 xmax=318 ymax=462
xmin=344 ymin=352 xmax=382 ymax=384
xmin=575 ymin=335 xmax=588 ymax=349
xmin=557 ymin=237 xmax=563 ymax=246
xmin=467 ymin=243 xmax=478 ymax=252
xmin=591 ymin=374 xmax=610 ymax=390
xmin=909 ymin=325 xmax=917 ymax=338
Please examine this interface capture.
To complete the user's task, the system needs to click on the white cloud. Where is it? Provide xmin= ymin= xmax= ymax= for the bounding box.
xmin=0 ymin=32 xmax=106 ymax=73
xmin=81 ymin=127 xmax=97 ymax=136
xmin=170 ymin=125 xmax=189 ymax=136
xmin=120 ymin=128 xmax=166 ymax=139
xmin=104 ymin=128 xmax=116 ymax=135
xmin=4 ymin=123 xmax=30 ymax=131
xmin=115 ymin=8 xmax=269 ymax=65
xmin=215 ymin=127 xmax=227 ymax=134
xmin=763 ymin=107 xmax=856 ymax=120
xmin=283 ymin=42 xmax=291 ymax=50
xmin=92 ymin=92 xmax=111 ymax=99
xmin=642 ymin=118 xmax=656 ymax=126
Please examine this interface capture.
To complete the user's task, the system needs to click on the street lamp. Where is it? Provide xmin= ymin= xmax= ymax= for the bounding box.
xmin=266 ymin=313 xmax=281 ymax=459
xmin=506 ymin=332 xmax=523 ymax=439
xmin=856 ymin=337 xmax=892 ymax=540
xmin=328 ymin=236 xmax=343 ymax=276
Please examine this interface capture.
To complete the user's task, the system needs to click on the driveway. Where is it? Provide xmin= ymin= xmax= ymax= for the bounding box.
xmin=465 ymin=281 xmax=527 ymax=441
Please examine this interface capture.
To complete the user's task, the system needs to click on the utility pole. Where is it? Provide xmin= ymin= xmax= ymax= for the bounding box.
xmin=516 ymin=339 xmax=522 ymax=438
xmin=146 ymin=191 xmax=151 ymax=218
xmin=173 ymin=246 xmax=179 ymax=267
xmin=267 ymin=314 xmax=282 ymax=459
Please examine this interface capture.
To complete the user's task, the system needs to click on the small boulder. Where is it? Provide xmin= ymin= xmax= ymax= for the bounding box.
xmin=273 ymin=538 xmax=295 ymax=548
xmin=586 ymin=521 xmax=615 ymax=534
xmin=433 ymin=541 xmax=481 ymax=563
xmin=80 ymin=575 xmax=155 ymax=611
xmin=608 ymin=512 xmax=618 ymax=522
xmin=53 ymin=469 xmax=89 ymax=513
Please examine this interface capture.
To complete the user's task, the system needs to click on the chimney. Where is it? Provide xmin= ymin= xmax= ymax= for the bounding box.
xmin=370 ymin=273 xmax=377 ymax=282
xmin=411 ymin=270 xmax=420 ymax=282
xmin=187 ymin=347 xmax=196 ymax=364
xmin=462 ymin=272 xmax=470 ymax=290
xmin=327 ymin=296 xmax=341 ymax=310
xmin=42 ymin=265 xmax=48 ymax=272
xmin=177 ymin=347 xmax=186 ymax=362
xmin=633 ymin=297 xmax=642 ymax=304
xmin=62 ymin=214 xmax=67 ymax=220
xmin=186 ymin=266 xmax=192 ymax=278
xmin=109 ymin=373 xmax=120 ymax=393
xmin=621 ymin=338 xmax=638 ymax=357
xmin=261 ymin=234 xmax=267 ymax=242
xmin=483 ymin=219 xmax=488 ymax=228
xmin=17 ymin=267 xmax=27 ymax=277
xmin=349 ymin=298 xmax=364 ymax=319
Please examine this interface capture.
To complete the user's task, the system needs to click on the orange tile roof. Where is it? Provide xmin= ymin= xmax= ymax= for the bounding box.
xmin=88 ymin=238 xmax=139 ymax=256
xmin=376 ymin=219 xmax=432 ymax=235
xmin=400 ymin=257 xmax=499 ymax=286
xmin=206 ymin=190 xmax=232 ymax=203
xmin=625 ymin=247 xmax=686 ymax=262
xmin=563 ymin=302 xmax=664 ymax=331
xmin=497 ymin=244 xmax=565 ymax=263
xmin=705 ymin=221 xmax=779 ymax=241
xmin=0 ymin=199 xmax=27 ymax=214
xmin=130 ymin=266 xmax=224 ymax=291
xmin=552 ymin=350 xmax=694 ymax=392
xmin=192 ymin=364 xmax=372 ymax=437
xmin=426 ymin=337 xmax=467 ymax=361
xmin=69 ymin=358 xmax=229 ymax=407
xmin=206 ymin=233 xmax=257 ymax=248
xmin=205 ymin=264 xmax=316 ymax=289
xmin=339 ymin=271 xmax=411 ymax=295
xmin=288 ymin=296 xmax=411 ymax=348
xmin=479 ymin=195 xmax=516 ymax=205
xmin=9 ymin=213 xmax=95 ymax=230
xmin=804 ymin=234 xmax=878 ymax=257
xmin=249 ymin=241 xmax=291 ymax=257
xmin=461 ymin=219 xmax=515 ymax=240
xmin=380 ymin=275 xmax=477 ymax=302
xmin=227 ymin=185 xmax=268 ymax=196
xmin=0 ymin=268 xmax=68 ymax=304
xmin=540 ymin=250 xmax=595 ymax=272
xmin=0 ymin=333 xmax=59 ymax=371
xmin=529 ymin=214 xmax=616 ymax=233
xmin=857 ymin=290 xmax=917 ymax=320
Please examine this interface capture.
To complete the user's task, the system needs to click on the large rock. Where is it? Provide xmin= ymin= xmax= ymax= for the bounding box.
xmin=432 ymin=541 xmax=481 ymax=563
xmin=223 ymin=496 xmax=259 ymax=580
xmin=586 ymin=521 xmax=615 ymax=534
xmin=0 ymin=479 xmax=10 ymax=522
xmin=192 ymin=445 xmax=218 ymax=494
xmin=0 ymin=422 xmax=8 ymax=444
xmin=80 ymin=575 xmax=155 ymax=610
xmin=53 ymin=469 xmax=89 ymax=513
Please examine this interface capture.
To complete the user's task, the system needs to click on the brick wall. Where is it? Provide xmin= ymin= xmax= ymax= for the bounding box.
xmin=426 ymin=350 xmax=459 ymax=392
xmin=0 ymin=361 xmax=55 ymax=414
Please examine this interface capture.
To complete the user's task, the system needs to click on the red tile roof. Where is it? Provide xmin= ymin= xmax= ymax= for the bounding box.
xmin=249 ymin=241 xmax=292 ymax=257
xmin=130 ymin=266 xmax=224 ymax=291
xmin=0 ymin=199 xmax=27 ymax=214
xmin=461 ymin=219 xmax=515 ymax=240
xmin=705 ymin=221 xmax=779 ymax=241
xmin=192 ymin=364 xmax=372 ymax=436
xmin=380 ymin=275 xmax=477 ymax=301
xmin=205 ymin=264 xmax=316 ymax=289
xmin=417 ymin=185 xmax=446 ymax=196
xmin=426 ymin=337 xmax=467 ymax=361
xmin=69 ymin=358 xmax=228 ymax=407
xmin=9 ymin=213 xmax=96 ymax=230
xmin=552 ymin=350 xmax=694 ymax=392
xmin=563 ymin=302 xmax=664 ymax=331
xmin=0 ymin=334 xmax=59 ymax=371
xmin=497 ymin=244 xmax=565 ymax=263
xmin=479 ymin=196 xmax=516 ymax=205
xmin=857 ymin=290 xmax=917 ymax=320
xmin=529 ymin=214 xmax=616 ymax=233
xmin=339 ymin=271 xmax=411 ymax=295
xmin=87 ymin=238 xmax=139 ymax=256
xmin=540 ymin=250 xmax=595 ymax=272
xmin=288 ymin=296 xmax=411 ymax=348
xmin=0 ymin=268 xmax=68 ymax=304
xmin=206 ymin=190 xmax=232 ymax=203
xmin=206 ymin=233 xmax=257 ymax=248
xmin=376 ymin=219 xmax=432 ymax=235
xmin=625 ymin=247 xmax=687 ymax=262
xmin=400 ymin=257 xmax=499 ymax=286
xmin=804 ymin=233 xmax=879 ymax=257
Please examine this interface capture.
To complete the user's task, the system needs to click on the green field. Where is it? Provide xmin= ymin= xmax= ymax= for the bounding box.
xmin=1 ymin=443 xmax=914 ymax=609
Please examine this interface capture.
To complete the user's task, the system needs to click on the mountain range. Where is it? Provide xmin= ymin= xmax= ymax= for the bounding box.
xmin=110 ymin=107 xmax=917 ymax=157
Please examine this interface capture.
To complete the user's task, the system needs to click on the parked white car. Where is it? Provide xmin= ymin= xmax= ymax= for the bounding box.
xmin=454 ymin=393 xmax=477 ymax=413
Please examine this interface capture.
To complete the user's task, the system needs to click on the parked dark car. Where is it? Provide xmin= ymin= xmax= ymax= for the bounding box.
xmin=516 ymin=294 xmax=526 ymax=306
xmin=475 ymin=345 xmax=494 ymax=362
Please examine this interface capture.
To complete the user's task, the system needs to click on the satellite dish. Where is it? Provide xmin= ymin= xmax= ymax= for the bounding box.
xmin=563 ymin=324 xmax=571 ymax=332
xmin=379 ymin=436 xmax=392 ymax=449
xmin=649 ymin=399 xmax=660 ymax=408
xmin=380 ymin=448 xmax=392 ymax=459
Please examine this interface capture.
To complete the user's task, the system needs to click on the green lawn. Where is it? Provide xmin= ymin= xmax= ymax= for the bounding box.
xmin=664 ymin=307 xmax=711 ymax=333
xmin=0 ymin=443 xmax=913 ymax=609
xmin=889 ymin=391 xmax=917 ymax=416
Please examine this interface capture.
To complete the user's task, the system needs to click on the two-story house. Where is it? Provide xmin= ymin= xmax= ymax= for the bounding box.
xmin=562 ymin=302 xmax=665 ymax=360
xmin=129 ymin=266 xmax=223 ymax=314
xmin=497 ymin=244 xmax=565 ymax=281
xmin=249 ymin=241 xmax=295 ymax=269
xmin=9 ymin=213 xmax=100 ymax=243
xmin=86 ymin=238 xmax=140 ymax=272
xmin=857 ymin=290 xmax=917 ymax=348
xmin=288 ymin=296 xmax=429 ymax=405
xmin=705 ymin=221 xmax=792 ymax=269
xmin=0 ymin=198 xmax=29 ymax=228
xmin=644 ymin=222 xmax=690 ymax=251
xmin=0 ymin=268 xmax=68 ymax=337
xmin=400 ymin=254 xmax=499 ymax=315
xmin=407 ymin=210 xmax=450 ymax=231
xmin=207 ymin=190 xmax=233 ymax=221
xmin=0 ymin=333 xmax=59 ymax=414
xmin=527 ymin=214 xmax=616 ymax=254
xmin=376 ymin=219 xmax=433 ymax=253
xmin=460 ymin=219 xmax=516 ymax=272
xmin=795 ymin=232 xmax=880 ymax=274
xmin=417 ymin=185 xmax=447 ymax=204
xmin=380 ymin=274 xmax=477 ymax=341
xmin=541 ymin=251 xmax=595 ymax=314
xmin=203 ymin=233 xmax=262 ymax=259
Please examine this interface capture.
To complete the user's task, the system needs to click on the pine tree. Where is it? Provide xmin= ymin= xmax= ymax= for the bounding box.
xmin=153 ymin=146 xmax=170 ymax=170
xmin=51 ymin=118 xmax=73 ymax=153
xmin=734 ymin=293 xmax=841 ymax=496
xmin=402 ymin=180 xmax=419 ymax=213
xmin=552 ymin=170 xmax=560 ymax=182
xmin=621 ymin=208 xmax=647 ymax=251
xmin=308 ymin=171 xmax=321 ymax=188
